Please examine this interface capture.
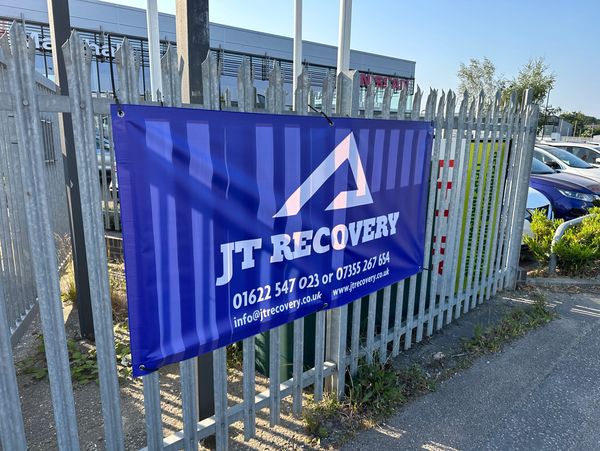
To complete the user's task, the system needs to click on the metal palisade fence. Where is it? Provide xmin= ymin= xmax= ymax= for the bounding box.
xmin=0 ymin=24 xmax=538 ymax=451
xmin=0 ymin=39 xmax=71 ymax=346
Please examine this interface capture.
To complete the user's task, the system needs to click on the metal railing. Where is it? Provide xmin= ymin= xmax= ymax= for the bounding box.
xmin=0 ymin=23 xmax=538 ymax=451
xmin=0 ymin=50 xmax=70 ymax=345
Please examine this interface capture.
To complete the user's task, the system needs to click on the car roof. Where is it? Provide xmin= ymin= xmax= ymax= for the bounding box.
xmin=534 ymin=146 xmax=556 ymax=156
xmin=543 ymin=141 xmax=599 ymax=148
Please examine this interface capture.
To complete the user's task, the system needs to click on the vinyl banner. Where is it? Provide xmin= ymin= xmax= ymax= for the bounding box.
xmin=111 ymin=105 xmax=433 ymax=376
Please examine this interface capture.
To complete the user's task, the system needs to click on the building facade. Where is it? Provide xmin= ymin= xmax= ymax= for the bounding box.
xmin=1 ymin=0 xmax=416 ymax=110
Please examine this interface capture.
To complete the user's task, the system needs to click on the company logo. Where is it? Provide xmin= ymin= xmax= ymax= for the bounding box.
xmin=27 ymin=31 xmax=117 ymax=58
xmin=273 ymin=132 xmax=373 ymax=218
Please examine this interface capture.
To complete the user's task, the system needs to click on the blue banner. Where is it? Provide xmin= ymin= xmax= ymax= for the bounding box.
xmin=111 ymin=105 xmax=433 ymax=376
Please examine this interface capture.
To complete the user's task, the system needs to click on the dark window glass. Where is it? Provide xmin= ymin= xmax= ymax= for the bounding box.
xmin=531 ymin=158 xmax=554 ymax=174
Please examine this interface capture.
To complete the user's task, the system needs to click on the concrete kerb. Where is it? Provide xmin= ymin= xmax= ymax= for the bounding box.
xmin=525 ymin=277 xmax=600 ymax=288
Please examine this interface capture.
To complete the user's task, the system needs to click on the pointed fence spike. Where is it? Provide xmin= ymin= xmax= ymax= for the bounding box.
xmin=411 ymin=85 xmax=423 ymax=120
xmin=397 ymin=87 xmax=408 ymax=120
xmin=364 ymin=76 xmax=375 ymax=119
xmin=236 ymin=56 xmax=254 ymax=112
xmin=321 ymin=72 xmax=334 ymax=118
xmin=381 ymin=83 xmax=392 ymax=119
xmin=266 ymin=61 xmax=284 ymax=113
xmin=437 ymin=91 xmax=446 ymax=120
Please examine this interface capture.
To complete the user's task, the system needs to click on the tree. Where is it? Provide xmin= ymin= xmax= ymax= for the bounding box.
xmin=457 ymin=57 xmax=506 ymax=101
xmin=560 ymin=111 xmax=599 ymax=136
xmin=503 ymin=57 xmax=555 ymax=104
xmin=456 ymin=56 xmax=555 ymax=105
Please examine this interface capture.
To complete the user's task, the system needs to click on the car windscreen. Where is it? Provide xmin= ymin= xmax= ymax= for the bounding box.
xmin=531 ymin=158 xmax=555 ymax=174
xmin=543 ymin=146 xmax=593 ymax=169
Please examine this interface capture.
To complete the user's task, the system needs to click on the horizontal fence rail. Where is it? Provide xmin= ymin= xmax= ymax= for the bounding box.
xmin=0 ymin=23 xmax=538 ymax=451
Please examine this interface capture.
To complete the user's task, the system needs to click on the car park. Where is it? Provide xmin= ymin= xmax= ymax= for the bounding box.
xmin=542 ymin=141 xmax=600 ymax=166
xmin=533 ymin=144 xmax=600 ymax=181
xmin=529 ymin=158 xmax=600 ymax=220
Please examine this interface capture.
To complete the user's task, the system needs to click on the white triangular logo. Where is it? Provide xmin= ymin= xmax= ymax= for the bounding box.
xmin=273 ymin=132 xmax=373 ymax=218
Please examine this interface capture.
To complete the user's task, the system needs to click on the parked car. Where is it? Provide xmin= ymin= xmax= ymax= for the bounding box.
xmin=523 ymin=187 xmax=553 ymax=242
xmin=542 ymin=141 xmax=600 ymax=166
xmin=533 ymin=144 xmax=600 ymax=181
xmin=529 ymin=158 xmax=600 ymax=220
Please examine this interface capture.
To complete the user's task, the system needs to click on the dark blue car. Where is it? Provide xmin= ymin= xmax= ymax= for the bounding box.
xmin=530 ymin=158 xmax=600 ymax=220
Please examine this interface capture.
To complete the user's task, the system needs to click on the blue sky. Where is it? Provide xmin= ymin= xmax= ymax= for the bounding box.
xmin=105 ymin=0 xmax=599 ymax=117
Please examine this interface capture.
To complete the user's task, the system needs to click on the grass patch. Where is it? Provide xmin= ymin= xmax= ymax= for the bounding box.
xmin=462 ymin=295 xmax=555 ymax=355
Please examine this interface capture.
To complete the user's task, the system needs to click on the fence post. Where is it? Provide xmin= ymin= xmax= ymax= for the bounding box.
xmin=62 ymin=31 xmax=125 ymax=451
xmin=115 ymin=38 xmax=165 ymax=450
xmin=159 ymin=44 xmax=201 ymax=451
xmin=291 ymin=66 xmax=310 ymax=418
xmin=491 ymin=91 xmax=518 ymax=295
xmin=47 ymin=0 xmax=96 ymax=340
xmin=505 ymin=90 xmax=538 ymax=288
xmin=264 ymin=59 xmax=284 ymax=428
xmin=414 ymin=89 xmax=438 ymax=343
xmin=1 ymin=24 xmax=80 ymax=450
xmin=442 ymin=93 xmax=470 ymax=323
xmin=325 ymin=69 xmax=357 ymax=398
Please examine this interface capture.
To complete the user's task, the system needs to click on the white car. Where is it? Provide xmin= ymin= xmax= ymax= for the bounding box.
xmin=533 ymin=145 xmax=600 ymax=182
xmin=523 ymin=187 xmax=553 ymax=242
xmin=542 ymin=141 xmax=600 ymax=167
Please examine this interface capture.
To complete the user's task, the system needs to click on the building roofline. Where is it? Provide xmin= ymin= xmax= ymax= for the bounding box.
xmin=90 ymin=0 xmax=415 ymax=65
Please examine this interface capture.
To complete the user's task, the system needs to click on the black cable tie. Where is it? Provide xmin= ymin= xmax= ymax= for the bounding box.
xmin=107 ymin=33 xmax=124 ymax=117
xmin=308 ymin=104 xmax=334 ymax=126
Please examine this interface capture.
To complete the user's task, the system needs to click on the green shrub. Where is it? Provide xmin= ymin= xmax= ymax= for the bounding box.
xmin=525 ymin=208 xmax=600 ymax=275
xmin=346 ymin=361 xmax=406 ymax=416
xmin=554 ymin=211 xmax=600 ymax=273
xmin=523 ymin=210 xmax=562 ymax=264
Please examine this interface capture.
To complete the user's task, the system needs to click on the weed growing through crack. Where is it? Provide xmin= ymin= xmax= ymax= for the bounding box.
xmin=462 ymin=294 xmax=555 ymax=355
xmin=347 ymin=360 xmax=406 ymax=417
xmin=303 ymin=395 xmax=343 ymax=440
xmin=397 ymin=363 xmax=438 ymax=395
xmin=303 ymin=359 xmax=437 ymax=445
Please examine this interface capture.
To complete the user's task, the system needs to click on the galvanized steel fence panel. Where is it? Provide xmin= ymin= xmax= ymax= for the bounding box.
xmin=0 ymin=24 xmax=538 ymax=451
xmin=0 ymin=53 xmax=70 ymax=343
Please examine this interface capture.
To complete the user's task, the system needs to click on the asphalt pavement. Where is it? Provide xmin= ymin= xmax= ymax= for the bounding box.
xmin=343 ymin=286 xmax=600 ymax=451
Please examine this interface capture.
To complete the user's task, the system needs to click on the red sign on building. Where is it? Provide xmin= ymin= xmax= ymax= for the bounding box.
xmin=359 ymin=73 xmax=410 ymax=91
